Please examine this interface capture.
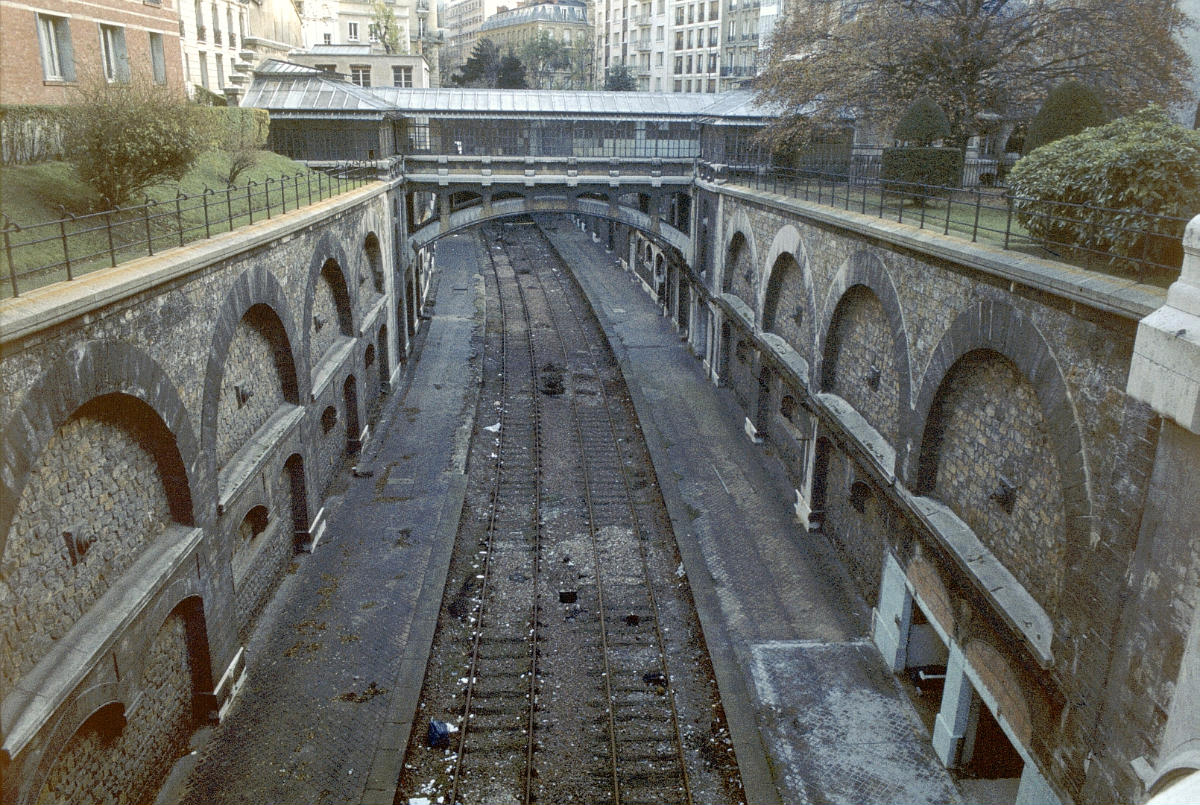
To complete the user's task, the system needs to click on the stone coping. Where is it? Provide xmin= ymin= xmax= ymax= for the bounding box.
xmin=216 ymin=404 xmax=306 ymax=516
xmin=902 ymin=492 xmax=1054 ymax=668
xmin=702 ymin=178 xmax=1167 ymax=322
xmin=1 ymin=525 xmax=205 ymax=761
xmin=0 ymin=183 xmax=387 ymax=347
xmin=813 ymin=392 xmax=896 ymax=485
xmin=310 ymin=336 xmax=357 ymax=403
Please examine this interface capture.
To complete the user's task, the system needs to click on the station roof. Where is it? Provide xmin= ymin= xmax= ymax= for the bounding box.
xmin=243 ymin=60 xmax=781 ymax=123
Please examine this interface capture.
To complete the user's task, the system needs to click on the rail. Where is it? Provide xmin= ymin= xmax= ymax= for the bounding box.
xmin=707 ymin=163 xmax=1191 ymax=280
xmin=527 ymin=225 xmax=694 ymax=805
xmin=1 ymin=162 xmax=375 ymax=299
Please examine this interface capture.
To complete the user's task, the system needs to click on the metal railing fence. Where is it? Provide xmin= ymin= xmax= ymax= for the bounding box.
xmin=710 ymin=163 xmax=1190 ymax=280
xmin=1 ymin=163 xmax=375 ymax=298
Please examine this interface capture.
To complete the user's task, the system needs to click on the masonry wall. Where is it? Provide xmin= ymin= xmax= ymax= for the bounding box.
xmin=689 ymin=183 xmax=1180 ymax=804
xmin=0 ymin=183 xmax=407 ymax=805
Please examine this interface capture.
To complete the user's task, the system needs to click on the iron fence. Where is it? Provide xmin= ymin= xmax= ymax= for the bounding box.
xmin=1 ymin=163 xmax=375 ymax=298
xmin=712 ymin=163 xmax=1190 ymax=280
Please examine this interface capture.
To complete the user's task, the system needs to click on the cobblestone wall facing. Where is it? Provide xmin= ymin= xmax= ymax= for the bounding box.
xmin=925 ymin=351 xmax=1067 ymax=617
xmin=762 ymin=253 xmax=813 ymax=365
xmin=823 ymin=287 xmax=901 ymax=445
xmin=215 ymin=307 xmax=291 ymax=469
xmin=36 ymin=610 xmax=194 ymax=805
xmin=1 ymin=398 xmax=177 ymax=700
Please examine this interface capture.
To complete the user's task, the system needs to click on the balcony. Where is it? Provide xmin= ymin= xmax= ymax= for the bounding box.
xmin=196 ymin=24 xmax=206 ymax=42
xmin=213 ymin=29 xmax=222 ymax=45
xmin=634 ymin=38 xmax=651 ymax=51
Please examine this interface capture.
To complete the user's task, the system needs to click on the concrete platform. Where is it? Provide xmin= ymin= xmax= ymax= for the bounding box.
xmin=541 ymin=219 xmax=963 ymax=805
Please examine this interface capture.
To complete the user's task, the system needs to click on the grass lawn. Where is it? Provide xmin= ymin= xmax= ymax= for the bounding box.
xmin=0 ymin=151 xmax=355 ymax=298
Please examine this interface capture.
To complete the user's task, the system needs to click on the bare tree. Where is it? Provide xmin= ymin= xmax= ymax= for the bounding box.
xmin=756 ymin=0 xmax=1195 ymax=149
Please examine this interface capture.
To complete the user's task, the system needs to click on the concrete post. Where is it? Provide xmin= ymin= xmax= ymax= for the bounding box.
xmin=933 ymin=642 xmax=973 ymax=767
xmin=872 ymin=553 xmax=913 ymax=673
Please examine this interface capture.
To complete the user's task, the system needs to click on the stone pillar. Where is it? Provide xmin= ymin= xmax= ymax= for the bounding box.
xmin=872 ymin=553 xmax=913 ymax=673
xmin=1127 ymin=214 xmax=1200 ymax=430
xmin=933 ymin=643 xmax=973 ymax=767
xmin=1016 ymin=761 xmax=1061 ymax=805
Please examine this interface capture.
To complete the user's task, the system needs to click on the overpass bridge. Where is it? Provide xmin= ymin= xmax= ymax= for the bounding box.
xmin=241 ymin=60 xmax=773 ymax=258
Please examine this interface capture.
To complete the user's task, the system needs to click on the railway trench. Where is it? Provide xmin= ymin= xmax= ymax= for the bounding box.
xmin=396 ymin=220 xmax=744 ymax=805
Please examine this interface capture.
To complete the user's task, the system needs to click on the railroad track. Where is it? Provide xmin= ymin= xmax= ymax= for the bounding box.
xmin=398 ymin=222 xmax=741 ymax=805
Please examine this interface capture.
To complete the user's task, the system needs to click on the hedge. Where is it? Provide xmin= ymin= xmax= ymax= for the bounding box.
xmin=881 ymin=147 xmax=963 ymax=194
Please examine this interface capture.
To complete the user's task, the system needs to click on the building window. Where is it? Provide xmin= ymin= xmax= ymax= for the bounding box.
xmin=709 ymin=26 xmax=718 ymax=46
xmin=199 ymin=51 xmax=209 ymax=88
xmin=315 ymin=63 xmax=337 ymax=73
xmin=323 ymin=31 xmax=332 ymax=44
xmin=708 ymin=53 xmax=717 ymax=72
xmin=655 ymin=51 xmax=663 ymax=65
xmin=674 ymin=31 xmax=682 ymax=49
xmin=710 ymin=0 xmax=718 ymax=18
xmin=674 ymin=55 xmax=682 ymax=74
xmin=149 ymin=32 xmax=166 ymax=83
xmin=348 ymin=21 xmax=359 ymax=40
xmin=216 ymin=53 xmax=224 ymax=87
xmin=350 ymin=64 xmax=370 ymax=86
xmin=99 ymin=24 xmax=129 ymax=82
xmin=392 ymin=65 xmax=413 ymax=86
xmin=226 ymin=9 xmax=234 ymax=46
xmin=37 ymin=14 xmax=74 ymax=81
xmin=675 ymin=6 xmax=683 ymax=24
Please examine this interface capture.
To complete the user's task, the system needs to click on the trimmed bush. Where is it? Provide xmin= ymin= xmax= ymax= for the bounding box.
xmin=881 ymin=147 xmax=963 ymax=193
xmin=1025 ymin=80 xmax=1106 ymax=154
xmin=893 ymin=96 xmax=951 ymax=146
xmin=1009 ymin=105 xmax=1200 ymax=271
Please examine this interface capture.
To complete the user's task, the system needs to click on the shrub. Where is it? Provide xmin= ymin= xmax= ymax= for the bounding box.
xmin=881 ymin=147 xmax=963 ymax=194
xmin=1 ymin=105 xmax=67 ymax=164
xmin=193 ymin=106 xmax=271 ymax=184
xmin=893 ymin=96 xmax=951 ymax=147
xmin=1009 ymin=105 xmax=1200 ymax=271
xmin=63 ymin=78 xmax=205 ymax=208
xmin=1024 ymin=80 xmax=1106 ymax=154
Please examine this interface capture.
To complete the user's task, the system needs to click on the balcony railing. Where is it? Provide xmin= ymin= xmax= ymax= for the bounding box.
xmin=1 ymin=164 xmax=373 ymax=298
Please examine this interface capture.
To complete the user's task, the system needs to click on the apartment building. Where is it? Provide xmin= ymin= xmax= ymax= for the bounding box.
xmin=1 ymin=0 xmax=185 ymax=103
xmin=594 ymin=0 xmax=774 ymax=94
xmin=300 ymin=0 xmax=440 ymax=84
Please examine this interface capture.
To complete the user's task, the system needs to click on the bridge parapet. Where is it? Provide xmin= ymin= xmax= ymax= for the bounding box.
xmin=400 ymin=155 xmax=695 ymax=190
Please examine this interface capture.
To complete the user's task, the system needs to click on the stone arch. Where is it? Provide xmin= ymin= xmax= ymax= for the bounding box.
xmin=760 ymin=226 xmax=818 ymax=361
xmin=720 ymin=208 xmax=756 ymax=295
xmin=909 ymin=302 xmax=1089 ymax=617
xmin=0 ymin=340 xmax=199 ymax=557
xmin=364 ymin=231 xmax=384 ymax=294
xmin=31 ymin=596 xmax=209 ymax=805
xmin=907 ymin=300 xmax=1090 ymax=536
xmin=200 ymin=267 xmax=304 ymax=482
xmin=816 ymin=250 xmax=913 ymax=413
xmin=302 ymin=235 xmax=358 ymax=374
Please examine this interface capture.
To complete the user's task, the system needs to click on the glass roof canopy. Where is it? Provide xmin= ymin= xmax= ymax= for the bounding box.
xmin=242 ymin=60 xmax=780 ymax=123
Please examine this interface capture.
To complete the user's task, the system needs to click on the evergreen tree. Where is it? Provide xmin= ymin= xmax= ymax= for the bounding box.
xmin=1024 ymin=81 xmax=1107 ymax=153
xmin=497 ymin=53 xmax=528 ymax=89
xmin=892 ymin=96 xmax=951 ymax=146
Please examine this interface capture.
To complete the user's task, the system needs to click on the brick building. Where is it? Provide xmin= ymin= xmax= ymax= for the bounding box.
xmin=0 ymin=0 xmax=186 ymax=104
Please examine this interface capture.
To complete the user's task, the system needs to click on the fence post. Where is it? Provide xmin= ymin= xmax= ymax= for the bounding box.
xmin=266 ymin=177 xmax=274 ymax=218
xmin=971 ymin=186 xmax=981 ymax=242
xmin=306 ymin=170 xmax=313 ymax=206
xmin=226 ymin=184 xmax=234 ymax=230
xmin=202 ymin=187 xmax=212 ymax=238
xmin=54 ymin=205 xmax=73 ymax=281
xmin=143 ymin=198 xmax=154 ymax=256
xmin=944 ymin=190 xmax=953 ymax=235
xmin=297 ymin=171 xmax=305 ymax=208
xmin=1004 ymin=194 xmax=1014 ymax=250
xmin=176 ymin=192 xmax=185 ymax=247
xmin=2 ymin=215 xmax=20 ymax=297
xmin=106 ymin=209 xmax=118 ymax=267
xmin=247 ymin=181 xmax=256 ymax=225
